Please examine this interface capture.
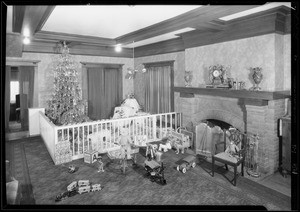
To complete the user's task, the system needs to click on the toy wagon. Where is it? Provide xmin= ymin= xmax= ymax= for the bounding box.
xmin=177 ymin=155 xmax=196 ymax=173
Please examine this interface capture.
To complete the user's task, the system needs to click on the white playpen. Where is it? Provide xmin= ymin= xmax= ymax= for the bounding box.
xmin=39 ymin=111 xmax=182 ymax=164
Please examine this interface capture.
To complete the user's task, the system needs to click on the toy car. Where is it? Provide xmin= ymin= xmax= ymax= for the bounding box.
xmin=144 ymin=159 xmax=166 ymax=185
xmin=176 ymin=155 xmax=196 ymax=173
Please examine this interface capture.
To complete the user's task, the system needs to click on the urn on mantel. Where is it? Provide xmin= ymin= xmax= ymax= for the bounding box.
xmin=184 ymin=70 xmax=193 ymax=87
xmin=249 ymin=67 xmax=263 ymax=91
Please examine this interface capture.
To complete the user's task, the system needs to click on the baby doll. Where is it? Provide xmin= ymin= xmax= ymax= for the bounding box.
xmin=119 ymin=127 xmax=132 ymax=160
xmin=97 ymin=156 xmax=104 ymax=172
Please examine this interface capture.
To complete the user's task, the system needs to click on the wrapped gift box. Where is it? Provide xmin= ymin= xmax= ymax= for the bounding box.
xmin=84 ymin=150 xmax=98 ymax=164
xmin=54 ymin=140 xmax=72 ymax=165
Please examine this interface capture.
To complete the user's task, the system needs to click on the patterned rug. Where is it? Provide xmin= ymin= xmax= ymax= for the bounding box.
xmin=7 ymin=136 xmax=291 ymax=210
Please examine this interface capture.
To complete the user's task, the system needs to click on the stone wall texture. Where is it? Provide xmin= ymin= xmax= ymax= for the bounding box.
xmin=6 ymin=33 xmax=23 ymax=57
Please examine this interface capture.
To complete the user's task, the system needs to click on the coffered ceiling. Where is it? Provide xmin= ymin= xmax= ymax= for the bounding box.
xmin=6 ymin=3 xmax=291 ymax=50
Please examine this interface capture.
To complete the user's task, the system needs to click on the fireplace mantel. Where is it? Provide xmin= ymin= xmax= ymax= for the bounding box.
xmin=174 ymin=87 xmax=290 ymax=106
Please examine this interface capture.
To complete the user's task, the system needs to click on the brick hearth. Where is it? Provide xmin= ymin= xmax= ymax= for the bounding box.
xmin=174 ymin=87 xmax=290 ymax=176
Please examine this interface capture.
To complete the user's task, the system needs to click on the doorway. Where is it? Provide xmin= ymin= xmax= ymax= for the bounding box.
xmin=5 ymin=65 xmax=35 ymax=133
xmin=8 ymin=67 xmax=21 ymax=132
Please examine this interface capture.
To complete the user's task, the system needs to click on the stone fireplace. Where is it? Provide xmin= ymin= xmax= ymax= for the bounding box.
xmin=174 ymin=87 xmax=290 ymax=177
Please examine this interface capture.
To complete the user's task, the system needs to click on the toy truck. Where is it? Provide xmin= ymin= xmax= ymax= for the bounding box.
xmin=176 ymin=155 xmax=196 ymax=173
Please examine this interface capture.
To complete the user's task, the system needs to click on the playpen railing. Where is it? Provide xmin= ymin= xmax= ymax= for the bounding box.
xmin=39 ymin=112 xmax=57 ymax=163
xmin=40 ymin=111 xmax=182 ymax=163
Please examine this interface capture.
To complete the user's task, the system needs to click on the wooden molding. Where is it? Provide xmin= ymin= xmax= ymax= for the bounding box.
xmin=12 ymin=5 xmax=291 ymax=58
xmin=143 ymin=60 xmax=175 ymax=68
xmin=182 ymin=7 xmax=291 ymax=49
xmin=80 ymin=62 xmax=124 ymax=69
xmin=12 ymin=6 xmax=26 ymax=33
xmin=135 ymin=38 xmax=184 ymax=57
xmin=23 ymin=40 xmax=133 ymax=58
xmin=173 ymin=87 xmax=291 ymax=104
xmin=115 ymin=5 xmax=258 ymax=45
xmin=6 ymin=57 xmax=41 ymax=66
xmin=34 ymin=31 xmax=116 ymax=46
xmin=13 ymin=6 xmax=55 ymax=36
xmin=138 ymin=6 xmax=291 ymax=57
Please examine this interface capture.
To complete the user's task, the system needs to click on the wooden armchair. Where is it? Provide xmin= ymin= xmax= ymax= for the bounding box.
xmin=212 ymin=127 xmax=247 ymax=186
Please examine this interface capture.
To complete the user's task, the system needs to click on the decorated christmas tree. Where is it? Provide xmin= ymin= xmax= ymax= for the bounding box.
xmin=45 ymin=41 xmax=90 ymax=125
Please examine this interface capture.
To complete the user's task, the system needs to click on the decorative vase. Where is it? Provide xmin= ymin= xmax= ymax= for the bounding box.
xmin=250 ymin=67 xmax=263 ymax=91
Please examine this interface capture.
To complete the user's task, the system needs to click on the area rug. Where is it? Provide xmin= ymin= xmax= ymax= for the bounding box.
xmin=7 ymin=136 xmax=291 ymax=210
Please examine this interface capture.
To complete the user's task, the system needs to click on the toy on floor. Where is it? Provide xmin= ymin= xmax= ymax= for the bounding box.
xmin=174 ymin=136 xmax=191 ymax=154
xmin=158 ymin=140 xmax=172 ymax=152
xmin=118 ymin=127 xmax=132 ymax=160
xmin=78 ymin=183 xmax=102 ymax=194
xmin=68 ymin=165 xmax=77 ymax=173
xmin=107 ymin=144 xmax=139 ymax=174
xmin=144 ymin=159 xmax=166 ymax=185
xmin=176 ymin=155 xmax=196 ymax=174
xmin=167 ymin=130 xmax=191 ymax=154
xmin=97 ymin=156 xmax=105 ymax=173
xmin=55 ymin=180 xmax=102 ymax=202
xmin=146 ymin=143 xmax=160 ymax=161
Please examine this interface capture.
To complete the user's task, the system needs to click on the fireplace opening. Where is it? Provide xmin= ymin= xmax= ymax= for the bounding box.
xmin=204 ymin=119 xmax=232 ymax=131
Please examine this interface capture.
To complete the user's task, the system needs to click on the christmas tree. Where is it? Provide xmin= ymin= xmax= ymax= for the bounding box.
xmin=45 ymin=41 xmax=90 ymax=125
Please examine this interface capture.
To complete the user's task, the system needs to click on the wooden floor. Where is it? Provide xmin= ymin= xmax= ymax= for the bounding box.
xmin=256 ymin=170 xmax=291 ymax=197
xmin=5 ymin=130 xmax=291 ymax=198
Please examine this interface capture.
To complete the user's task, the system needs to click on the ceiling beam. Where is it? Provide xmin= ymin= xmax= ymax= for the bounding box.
xmin=34 ymin=31 xmax=117 ymax=46
xmin=188 ymin=20 xmax=227 ymax=32
xmin=12 ymin=6 xmax=25 ymax=33
xmin=12 ymin=6 xmax=55 ymax=37
xmin=115 ymin=5 xmax=259 ymax=45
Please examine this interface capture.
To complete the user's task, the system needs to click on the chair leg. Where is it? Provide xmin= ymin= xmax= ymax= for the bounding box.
xmin=241 ymin=163 xmax=244 ymax=176
xmin=233 ymin=166 xmax=237 ymax=186
xmin=212 ymin=157 xmax=214 ymax=177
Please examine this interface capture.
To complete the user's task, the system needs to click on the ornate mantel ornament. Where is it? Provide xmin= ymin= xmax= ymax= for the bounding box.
xmin=207 ymin=64 xmax=230 ymax=88
xmin=184 ymin=70 xmax=193 ymax=87
xmin=249 ymin=67 xmax=263 ymax=91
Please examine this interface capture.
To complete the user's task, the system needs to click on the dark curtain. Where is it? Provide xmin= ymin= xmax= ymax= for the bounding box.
xmin=19 ymin=66 xmax=35 ymax=131
xmin=87 ymin=66 xmax=121 ymax=120
xmin=87 ymin=67 xmax=105 ymax=120
xmin=145 ymin=65 xmax=171 ymax=114
xmin=5 ymin=66 xmax=11 ymax=132
xmin=104 ymin=68 xmax=121 ymax=118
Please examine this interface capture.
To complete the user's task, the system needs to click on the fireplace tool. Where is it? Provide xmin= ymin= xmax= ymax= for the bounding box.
xmin=245 ymin=134 xmax=261 ymax=178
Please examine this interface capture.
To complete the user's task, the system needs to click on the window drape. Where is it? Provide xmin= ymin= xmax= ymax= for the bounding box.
xmin=5 ymin=66 xmax=11 ymax=132
xmin=19 ymin=66 xmax=35 ymax=131
xmin=145 ymin=65 xmax=171 ymax=114
xmin=87 ymin=67 xmax=105 ymax=120
xmin=87 ymin=66 xmax=122 ymax=120
xmin=103 ymin=68 xmax=121 ymax=118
